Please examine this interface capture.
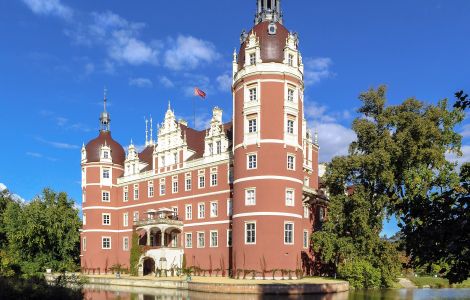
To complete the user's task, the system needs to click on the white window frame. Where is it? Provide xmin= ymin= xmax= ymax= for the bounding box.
xmin=285 ymin=189 xmax=295 ymax=207
xmin=185 ymin=177 xmax=192 ymax=191
xmin=210 ymin=173 xmax=218 ymax=187
xmin=287 ymin=88 xmax=295 ymax=102
xmin=198 ymin=175 xmax=205 ymax=189
xmin=227 ymin=229 xmax=232 ymax=247
xmin=102 ymin=236 xmax=111 ymax=249
xmin=123 ymin=186 xmax=128 ymax=202
xmin=216 ymin=141 xmax=222 ymax=154
xmin=248 ymin=118 xmax=257 ymax=133
xmin=197 ymin=231 xmax=205 ymax=248
xmin=198 ymin=203 xmax=205 ymax=219
xmin=185 ymin=204 xmax=192 ymax=220
xmin=82 ymin=237 xmax=87 ymax=251
xmin=288 ymin=53 xmax=294 ymax=67
xmin=123 ymin=212 xmax=128 ymax=227
xmin=133 ymin=211 xmax=139 ymax=222
xmin=247 ymin=153 xmax=257 ymax=170
xmin=123 ymin=236 xmax=129 ymax=251
xmin=210 ymin=201 xmax=218 ymax=218
xmin=148 ymin=181 xmax=154 ymax=198
xmin=102 ymin=213 xmax=111 ymax=226
xmin=303 ymin=230 xmax=309 ymax=249
xmin=185 ymin=232 xmax=193 ymax=248
xmin=249 ymin=52 xmax=256 ymax=65
xmin=172 ymin=180 xmax=178 ymax=194
xmin=210 ymin=230 xmax=218 ymax=248
xmin=284 ymin=222 xmax=294 ymax=245
xmin=249 ymin=87 xmax=257 ymax=101
xmin=287 ymin=119 xmax=295 ymax=134
xmin=245 ymin=222 xmax=256 ymax=245
xmin=102 ymin=168 xmax=110 ymax=179
xmin=287 ymin=154 xmax=295 ymax=170
xmin=245 ymin=188 xmax=256 ymax=206
xmin=102 ymin=191 xmax=110 ymax=202
xmin=133 ymin=184 xmax=139 ymax=200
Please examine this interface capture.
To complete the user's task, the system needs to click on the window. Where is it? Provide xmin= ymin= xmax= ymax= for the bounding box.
xmin=227 ymin=199 xmax=233 ymax=216
xmin=174 ymin=153 xmax=178 ymax=164
xmin=249 ymin=53 xmax=256 ymax=65
xmin=288 ymin=89 xmax=294 ymax=102
xmin=198 ymin=203 xmax=205 ymax=219
xmin=198 ymin=176 xmax=205 ymax=188
xmin=249 ymin=87 xmax=257 ymax=101
xmin=216 ymin=141 xmax=221 ymax=154
xmin=133 ymin=184 xmax=139 ymax=200
xmin=185 ymin=233 xmax=193 ymax=248
xmin=304 ymin=205 xmax=309 ymax=218
xmin=284 ymin=223 xmax=294 ymax=244
xmin=102 ymin=213 xmax=111 ymax=225
xmin=210 ymin=173 xmax=217 ymax=186
xmin=287 ymin=119 xmax=294 ymax=134
xmin=304 ymin=177 xmax=310 ymax=187
xmin=133 ymin=211 xmax=139 ymax=222
xmin=210 ymin=202 xmax=218 ymax=217
xmin=103 ymin=151 xmax=109 ymax=159
xmin=209 ymin=143 xmax=213 ymax=155
xmin=83 ymin=213 xmax=87 ymax=225
xmin=123 ymin=237 xmax=129 ymax=251
xmin=288 ymin=54 xmax=294 ymax=66
xmin=245 ymin=222 xmax=256 ymax=244
xmin=286 ymin=189 xmax=294 ymax=206
xmin=197 ymin=232 xmax=205 ymax=248
xmin=148 ymin=182 xmax=154 ymax=197
xmin=172 ymin=181 xmax=178 ymax=193
xmin=123 ymin=212 xmax=128 ymax=227
xmin=247 ymin=154 xmax=257 ymax=169
xmin=245 ymin=189 xmax=256 ymax=206
xmin=227 ymin=229 xmax=232 ymax=247
xmin=82 ymin=237 xmax=87 ymax=251
xmin=185 ymin=178 xmax=192 ymax=191
xmin=210 ymin=231 xmax=218 ymax=247
xmin=102 ymin=191 xmax=110 ymax=202
xmin=185 ymin=205 xmax=192 ymax=220
xmin=102 ymin=169 xmax=110 ymax=179
xmin=248 ymin=118 xmax=257 ymax=133
xmin=287 ymin=155 xmax=295 ymax=170
xmin=102 ymin=237 xmax=111 ymax=249
xmin=160 ymin=183 xmax=166 ymax=196
xmin=303 ymin=230 xmax=309 ymax=249
xmin=123 ymin=186 xmax=128 ymax=202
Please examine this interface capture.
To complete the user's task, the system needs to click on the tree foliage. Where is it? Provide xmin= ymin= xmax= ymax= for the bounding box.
xmin=312 ymin=85 xmax=466 ymax=287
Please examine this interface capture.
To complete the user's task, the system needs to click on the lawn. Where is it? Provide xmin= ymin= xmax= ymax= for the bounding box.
xmin=409 ymin=276 xmax=470 ymax=288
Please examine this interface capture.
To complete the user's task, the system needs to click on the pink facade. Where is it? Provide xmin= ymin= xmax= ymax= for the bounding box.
xmin=80 ymin=0 xmax=328 ymax=277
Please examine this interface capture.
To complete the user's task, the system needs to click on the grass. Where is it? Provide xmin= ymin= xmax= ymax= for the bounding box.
xmin=408 ymin=276 xmax=470 ymax=288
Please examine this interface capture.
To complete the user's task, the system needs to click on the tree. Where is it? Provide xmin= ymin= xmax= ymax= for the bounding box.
xmin=2 ymin=188 xmax=81 ymax=277
xmin=454 ymin=90 xmax=470 ymax=110
xmin=312 ymin=85 xmax=466 ymax=287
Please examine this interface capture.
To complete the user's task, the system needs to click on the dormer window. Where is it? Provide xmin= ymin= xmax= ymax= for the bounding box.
xmin=103 ymin=151 xmax=109 ymax=159
xmin=288 ymin=54 xmax=294 ymax=67
xmin=250 ymin=53 xmax=256 ymax=65
xmin=216 ymin=141 xmax=221 ymax=154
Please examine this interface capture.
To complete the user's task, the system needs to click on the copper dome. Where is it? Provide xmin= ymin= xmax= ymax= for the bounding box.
xmin=85 ymin=131 xmax=125 ymax=165
xmin=238 ymin=21 xmax=290 ymax=70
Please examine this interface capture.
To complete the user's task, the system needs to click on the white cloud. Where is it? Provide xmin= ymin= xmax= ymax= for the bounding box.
xmin=447 ymin=145 xmax=470 ymax=169
xmin=109 ymin=31 xmax=159 ymax=65
xmin=304 ymin=57 xmax=334 ymax=86
xmin=84 ymin=62 xmax=94 ymax=75
xmin=0 ymin=183 xmax=6 ymax=192
xmin=164 ymin=35 xmax=219 ymax=71
xmin=159 ymin=76 xmax=174 ymax=88
xmin=22 ymin=0 xmax=73 ymax=20
xmin=26 ymin=152 xmax=58 ymax=161
xmin=36 ymin=137 xmax=79 ymax=150
xmin=216 ymin=73 xmax=232 ymax=92
xmin=461 ymin=124 xmax=470 ymax=138
xmin=316 ymin=123 xmax=356 ymax=162
xmin=0 ymin=183 xmax=26 ymax=202
xmin=129 ymin=77 xmax=153 ymax=88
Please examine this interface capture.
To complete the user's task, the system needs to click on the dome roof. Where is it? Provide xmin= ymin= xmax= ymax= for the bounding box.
xmin=85 ymin=131 xmax=125 ymax=165
xmin=238 ymin=21 xmax=290 ymax=70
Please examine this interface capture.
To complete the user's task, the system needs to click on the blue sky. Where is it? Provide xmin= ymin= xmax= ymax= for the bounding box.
xmin=0 ymin=0 xmax=469 ymax=237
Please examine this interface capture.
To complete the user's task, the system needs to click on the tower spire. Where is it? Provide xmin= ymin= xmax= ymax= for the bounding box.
xmin=99 ymin=87 xmax=111 ymax=132
xmin=255 ymin=0 xmax=282 ymax=24
xmin=145 ymin=118 xmax=149 ymax=146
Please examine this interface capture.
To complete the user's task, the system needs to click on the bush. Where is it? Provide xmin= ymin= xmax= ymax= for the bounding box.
xmin=338 ymin=259 xmax=381 ymax=288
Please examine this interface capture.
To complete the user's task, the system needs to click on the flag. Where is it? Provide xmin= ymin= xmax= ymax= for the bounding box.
xmin=194 ymin=87 xmax=207 ymax=99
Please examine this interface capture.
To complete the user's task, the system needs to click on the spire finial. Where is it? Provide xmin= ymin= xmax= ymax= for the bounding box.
xmin=168 ymin=100 xmax=171 ymax=111
xmin=99 ymin=87 xmax=111 ymax=132
xmin=145 ymin=118 xmax=149 ymax=146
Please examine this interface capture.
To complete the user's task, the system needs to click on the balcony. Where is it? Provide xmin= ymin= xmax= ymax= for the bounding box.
xmin=134 ymin=217 xmax=183 ymax=228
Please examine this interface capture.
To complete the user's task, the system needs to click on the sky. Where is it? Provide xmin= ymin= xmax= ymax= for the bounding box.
xmin=0 ymin=0 xmax=469 ymax=237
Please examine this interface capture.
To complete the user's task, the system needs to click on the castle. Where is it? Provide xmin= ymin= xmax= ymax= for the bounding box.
xmin=80 ymin=0 xmax=328 ymax=277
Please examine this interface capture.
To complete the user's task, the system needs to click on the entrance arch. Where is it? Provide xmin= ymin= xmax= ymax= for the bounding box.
xmin=143 ymin=257 xmax=155 ymax=276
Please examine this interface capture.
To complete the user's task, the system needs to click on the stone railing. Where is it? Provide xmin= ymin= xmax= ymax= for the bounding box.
xmin=134 ymin=217 xmax=183 ymax=227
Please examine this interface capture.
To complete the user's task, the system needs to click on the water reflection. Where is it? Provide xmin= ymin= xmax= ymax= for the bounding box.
xmin=83 ymin=285 xmax=470 ymax=300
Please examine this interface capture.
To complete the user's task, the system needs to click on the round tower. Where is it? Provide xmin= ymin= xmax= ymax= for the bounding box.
xmin=231 ymin=0 xmax=307 ymax=275
xmin=80 ymin=91 xmax=126 ymax=272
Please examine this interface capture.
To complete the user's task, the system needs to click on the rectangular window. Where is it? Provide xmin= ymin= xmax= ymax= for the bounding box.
xmin=286 ymin=189 xmax=294 ymax=206
xmin=227 ymin=199 xmax=233 ymax=216
xmin=245 ymin=189 xmax=256 ymax=206
xmin=209 ymin=143 xmax=213 ymax=155
xmin=287 ymin=119 xmax=294 ymax=134
xmin=287 ymin=155 xmax=295 ymax=170
xmin=227 ymin=229 xmax=232 ymax=247
xmin=210 ymin=231 xmax=218 ymax=247
xmin=285 ymin=223 xmax=294 ymax=244
xmin=288 ymin=54 xmax=294 ymax=66
xmin=304 ymin=205 xmax=309 ymax=218
xmin=245 ymin=222 xmax=256 ymax=244
xmin=185 ymin=233 xmax=193 ymax=248
xmin=123 ymin=186 xmax=128 ymax=202
xmin=103 ymin=151 xmax=109 ymax=159
xmin=160 ymin=184 xmax=166 ymax=196
xmin=303 ymin=230 xmax=309 ymax=249
xmin=185 ymin=178 xmax=192 ymax=191
xmin=185 ymin=205 xmax=192 ymax=220
xmin=216 ymin=141 xmax=222 ymax=154
xmin=83 ymin=213 xmax=87 ymax=225
xmin=247 ymin=154 xmax=257 ymax=169
xmin=102 ymin=191 xmax=110 ymax=202
xmin=133 ymin=184 xmax=139 ymax=200
xmin=248 ymin=118 xmax=257 ymax=133
xmin=102 ymin=213 xmax=111 ymax=225
xmin=210 ymin=202 xmax=218 ymax=217
xmin=197 ymin=232 xmax=205 ymax=248
xmin=102 ymin=169 xmax=110 ymax=179
xmin=198 ymin=203 xmax=205 ymax=219
xmin=172 ymin=181 xmax=178 ymax=193
xmin=123 ymin=212 xmax=128 ymax=227
xmin=210 ymin=173 xmax=217 ymax=186
xmin=123 ymin=237 xmax=129 ymax=251
xmin=82 ymin=237 xmax=87 ymax=251
xmin=102 ymin=237 xmax=111 ymax=249
xmin=288 ymin=88 xmax=294 ymax=102
xmin=198 ymin=176 xmax=205 ymax=188
xmin=249 ymin=87 xmax=257 ymax=101
xmin=133 ymin=211 xmax=139 ymax=222
xmin=148 ymin=181 xmax=154 ymax=197
xmin=249 ymin=53 xmax=256 ymax=65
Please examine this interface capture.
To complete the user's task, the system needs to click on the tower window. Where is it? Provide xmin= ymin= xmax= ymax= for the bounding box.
xmin=249 ymin=88 xmax=257 ymax=101
xmin=249 ymin=53 xmax=256 ymax=65
xmin=247 ymin=154 xmax=257 ymax=169
xmin=287 ymin=155 xmax=295 ymax=170
xmin=209 ymin=143 xmax=213 ymax=155
xmin=102 ymin=191 xmax=110 ymax=202
xmin=248 ymin=118 xmax=257 ymax=133
xmin=102 ymin=237 xmax=111 ymax=249
xmin=103 ymin=151 xmax=109 ymax=159
xmin=245 ymin=222 xmax=256 ymax=244
xmin=288 ymin=54 xmax=294 ymax=67
xmin=284 ymin=222 xmax=294 ymax=244
xmin=102 ymin=213 xmax=111 ymax=225
xmin=102 ymin=169 xmax=110 ymax=179
xmin=216 ymin=141 xmax=222 ymax=154
xmin=245 ymin=189 xmax=256 ymax=205
xmin=286 ymin=189 xmax=294 ymax=206
xmin=287 ymin=119 xmax=295 ymax=134
xmin=288 ymin=89 xmax=295 ymax=102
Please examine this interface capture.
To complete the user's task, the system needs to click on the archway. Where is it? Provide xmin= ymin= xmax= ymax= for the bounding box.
xmin=143 ymin=257 xmax=155 ymax=276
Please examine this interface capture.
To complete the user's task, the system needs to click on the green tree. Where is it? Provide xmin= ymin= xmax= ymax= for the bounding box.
xmin=2 ymin=188 xmax=81 ymax=277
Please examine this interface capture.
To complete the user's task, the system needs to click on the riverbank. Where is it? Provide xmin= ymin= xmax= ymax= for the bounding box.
xmin=407 ymin=276 xmax=470 ymax=288
xmin=47 ymin=274 xmax=349 ymax=295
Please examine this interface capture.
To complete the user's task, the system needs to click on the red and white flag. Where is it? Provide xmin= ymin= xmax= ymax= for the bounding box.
xmin=194 ymin=87 xmax=207 ymax=99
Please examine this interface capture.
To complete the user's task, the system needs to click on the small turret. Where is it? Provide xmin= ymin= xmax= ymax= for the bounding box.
xmin=99 ymin=88 xmax=111 ymax=132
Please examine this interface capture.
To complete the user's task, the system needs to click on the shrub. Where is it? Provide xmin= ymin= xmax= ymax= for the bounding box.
xmin=338 ymin=259 xmax=381 ymax=289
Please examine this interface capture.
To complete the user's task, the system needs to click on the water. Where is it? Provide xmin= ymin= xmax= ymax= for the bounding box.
xmin=83 ymin=285 xmax=470 ymax=300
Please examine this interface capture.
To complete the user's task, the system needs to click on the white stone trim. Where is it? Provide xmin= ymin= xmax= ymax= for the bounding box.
xmin=82 ymin=229 xmax=133 ymax=233
xmin=233 ymin=176 xmax=303 ymax=185
xmin=184 ymin=220 xmax=230 ymax=228
xmin=233 ymin=212 xmax=303 ymax=219
xmin=233 ymin=139 xmax=302 ymax=151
